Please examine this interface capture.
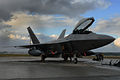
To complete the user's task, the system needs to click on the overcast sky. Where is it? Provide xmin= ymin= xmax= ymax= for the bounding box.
xmin=0 ymin=0 xmax=120 ymax=53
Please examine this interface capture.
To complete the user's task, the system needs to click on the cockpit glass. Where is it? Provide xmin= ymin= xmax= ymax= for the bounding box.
xmin=73 ymin=17 xmax=94 ymax=34
xmin=77 ymin=19 xmax=93 ymax=30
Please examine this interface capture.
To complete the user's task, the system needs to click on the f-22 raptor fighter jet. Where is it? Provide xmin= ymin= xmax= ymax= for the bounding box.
xmin=15 ymin=17 xmax=115 ymax=64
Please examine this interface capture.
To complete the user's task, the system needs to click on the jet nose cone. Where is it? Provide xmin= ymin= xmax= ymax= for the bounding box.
xmin=91 ymin=34 xmax=115 ymax=49
xmin=102 ymin=35 xmax=115 ymax=44
xmin=106 ymin=35 xmax=115 ymax=42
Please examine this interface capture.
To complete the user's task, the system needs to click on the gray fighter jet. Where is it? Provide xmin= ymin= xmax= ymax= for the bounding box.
xmin=15 ymin=17 xmax=115 ymax=63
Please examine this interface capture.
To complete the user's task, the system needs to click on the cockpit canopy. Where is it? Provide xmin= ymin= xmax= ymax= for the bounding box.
xmin=73 ymin=17 xmax=95 ymax=34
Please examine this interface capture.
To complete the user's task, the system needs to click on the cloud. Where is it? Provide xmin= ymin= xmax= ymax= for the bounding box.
xmin=36 ymin=33 xmax=57 ymax=43
xmin=93 ymin=16 xmax=120 ymax=37
xmin=0 ymin=23 xmax=12 ymax=43
xmin=50 ymin=34 xmax=58 ymax=39
xmin=8 ymin=33 xmax=57 ymax=43
xmin=114 ymin=38 xmax=120 ymax=47
xmin=0 ymin=0 xmax=110 ymax=20
xmin=8 ymin=34 xmax=29 ymax=40
xmin=4 ymin=12 xmax=76 ymax=29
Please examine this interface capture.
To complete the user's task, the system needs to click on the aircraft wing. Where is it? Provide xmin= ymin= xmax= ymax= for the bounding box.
xmin=14 ymin=44 xmax=40 ymax=48
xmin=14 ymin=39 xmax=66 ymax=49
xmin=14 ymin=43 xmax=54 ymax=49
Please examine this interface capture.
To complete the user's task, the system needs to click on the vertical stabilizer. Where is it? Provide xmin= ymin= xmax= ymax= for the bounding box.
xmin=58 ymin=29 xmax=66 ymax=39
xmin=27 ymin=27 xmax=40 ymax=44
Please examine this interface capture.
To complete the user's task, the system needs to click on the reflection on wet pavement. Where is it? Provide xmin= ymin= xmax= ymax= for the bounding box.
xmin=0 ymin=57 xmax=120 ymax=80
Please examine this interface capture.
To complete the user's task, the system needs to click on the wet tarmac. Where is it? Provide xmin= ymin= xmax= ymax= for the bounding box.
xmin=0 ymin=57 xmax=120 ymax=80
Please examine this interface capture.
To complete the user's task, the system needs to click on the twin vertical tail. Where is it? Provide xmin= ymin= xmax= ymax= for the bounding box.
xmin=27 ymin=27 xmax=40 ymax=44
xmin=57 ymin=29 xmax=66 ymax=39
xmin=27 ymin=27 xmax=66 ymax=44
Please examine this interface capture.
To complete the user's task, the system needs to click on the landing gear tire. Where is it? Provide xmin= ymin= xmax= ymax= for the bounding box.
xmin=73 ymin=50 xmax=79 ymax=64
xmin=69 ymin=57 xmax=72 ymax=62
xmin=63 ymin=56 xmax=68 ymax=61
xmin=41 ymin=55 xmax=46 ymax=62
xmin=73 ymin=58 xmax=78 ymax=64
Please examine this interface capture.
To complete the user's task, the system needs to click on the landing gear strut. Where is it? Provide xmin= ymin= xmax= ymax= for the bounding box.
xmin=63 ymin=56 xmax=68 ymax=61
xmin=63 ymin=54 xmax=72 ymax=62
xmin=73 ymin=58 xmax=78 ymax=64
xmin=41 ymin=55 xmax=46 ymax=62
xmin=73 ymin=51 xmax=79 ymax=64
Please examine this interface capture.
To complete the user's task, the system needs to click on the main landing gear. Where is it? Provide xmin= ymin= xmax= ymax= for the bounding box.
xmin=73 ymin=58 xmax=78 ymax=64
xmin=73 ymin=53 xmax=78 ymax=64
xmin=63 ymin=53 xmax=78 ymax=64
xmin=41 ymin=52 xmax=79 ymax=64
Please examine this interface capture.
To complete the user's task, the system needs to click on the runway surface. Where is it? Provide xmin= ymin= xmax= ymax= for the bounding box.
xmin=0 ymin=57 xmax=120 ymax=80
